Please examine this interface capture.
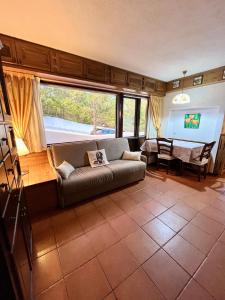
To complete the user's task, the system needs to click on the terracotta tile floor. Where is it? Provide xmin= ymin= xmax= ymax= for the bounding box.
xmin=30 ymin=170 xmax=225 ymax=299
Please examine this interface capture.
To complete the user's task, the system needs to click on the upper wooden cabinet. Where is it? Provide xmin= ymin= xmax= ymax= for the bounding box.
xmin=143 ymin=77 xmax=156 ymax=92
xmin=0 ymin=35 xmax=17 ymax=64
xmin=85 ymin=60 xmax=109 ymax=83
xmin=128 ymin=73 xmax=143 ymax=90
xmin=155 ymin=80 xmax=166 ymax=92
xmin=110 ymin=67 xmax=127 ymax=86
xmin=51 ymin=51 xmax=84 ymax=78
xmin=15 ymin=40 xmax=51 ymax=71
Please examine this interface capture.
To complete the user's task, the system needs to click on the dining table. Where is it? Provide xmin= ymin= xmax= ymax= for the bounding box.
xmin=140 ymin=139 xmax=205 ymax=163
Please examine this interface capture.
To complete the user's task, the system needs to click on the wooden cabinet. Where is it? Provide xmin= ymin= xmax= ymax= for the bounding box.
xmin=0 ymin=35 xmax=17 ymax=64
xmin=51 ymin=51 xmax=84 ymax=78
xmin=110 ymin=67 xmax=127 ymax=86
xmin=128 ymin=73 xmax=143 ymax=90
xmin=155 ymin=80 xmax=166 ymax=93
xmin=143 ymin=77 xmax=156 ymax=92
xmin=15 ymin=40 xmax=51 ymax=71
xmin=85 ymin=60 xmax=109 ymax=83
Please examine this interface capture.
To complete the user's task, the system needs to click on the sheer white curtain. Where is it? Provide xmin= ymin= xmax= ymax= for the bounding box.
xmin=5 ymin=71 xmax=46 ymax=154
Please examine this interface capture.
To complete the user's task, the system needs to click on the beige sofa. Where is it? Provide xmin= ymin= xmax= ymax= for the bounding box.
xmin=47 ymin=138 xmax=147 ymax=207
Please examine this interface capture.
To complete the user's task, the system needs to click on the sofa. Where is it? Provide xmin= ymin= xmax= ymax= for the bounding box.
xmin=47 ymin=138 xmax=147 ymax=207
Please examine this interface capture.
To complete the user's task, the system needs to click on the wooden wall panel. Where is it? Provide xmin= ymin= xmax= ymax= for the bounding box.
xmin=0 ymin=34 xmax=166 ymax=95
xmin=167 ymin=66 xmax=225 ymax=92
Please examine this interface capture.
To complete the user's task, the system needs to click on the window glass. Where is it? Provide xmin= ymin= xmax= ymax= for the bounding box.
xmin=123 ymin=98 xmax=135 ymax=137
xmin=40 ymin=84 xmax=116 ymax=144
xmin=139 ymin=98 xmax=148 ymax=136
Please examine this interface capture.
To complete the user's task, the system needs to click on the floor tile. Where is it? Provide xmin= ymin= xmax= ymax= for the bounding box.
xmin=143 ymin=218 xmax=176 ymax=246
xmin=97 ymin=200 xmax=124 ymax=220
xmin=171 ymin=202 xmax=197 ymax=221
xmin=65 ymin=258 xmax=111 ymax=300
xmin=195 ymin=257 xmax=225 ymax=299
xmin=128 ymin=205 xmax=154 ymax=226
xmin=104 ymin=292 xmax=117 ymax=300
xmin=123 ymin=229 xmax=159 ymax=264
xmin=112 ymin=195 xmax=138 ymax=212
xmin=32 ymin=217 xmax=56 ymax=258
xmin=143 ymin=249 xmax=190 ymax=300
xmin=164 ymin=235 xmax=205 ymax=275
xmin=130 ymin=189 xmax=151 ymax=205
xmin=58 ymin=234 xmax=95 ymax=275
xmin=36 ymin=280 xmax=68 ymax=300
xmin=93 ymin=195 xmax=112 ymax=207
xmin=143 ymin=200 xmax=168 ymax=216
xmin=179 ymin=223 xmax=217 ymax=254
xmin=158 ymin=210 xmax=188 ymax=232
xmin=219 ymin=230 xmax=225 ymax=243
xmin=177 ymin=279 xmax=213 ymax=300
xmin=74 ymin=201 xmax=96 ymax=216
xmin=114 ymin=268 xmax=163 ymax=300
xmin=21 ymin=250 xmax=62 ymax=296
xmin=191 ymin=213 xmax=225 ymax=238
xmin=201 ymin=206 xmax=225 ymax=225
xmin=97 ymin=241 xmax=138 ymax=289
xmin=87 ymin=223 xmax=120 ymax=254
xmin=78 ymin=209 xmax=106 ymax=232
xmin=108 ymin=214 xmax=139 ymax=239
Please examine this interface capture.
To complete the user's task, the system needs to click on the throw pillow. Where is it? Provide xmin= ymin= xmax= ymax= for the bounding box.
xmin=56 ymin=161 xmax=75 ymax=179
xmin=122 ymin=150 xmax=141 ymax=161
xmin=87 ymin=149 xmax=109 ymax=168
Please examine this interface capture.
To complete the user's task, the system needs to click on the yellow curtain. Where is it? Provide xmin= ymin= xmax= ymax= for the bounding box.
xmin=4 ymin=71 xmax=46 ymax=153
xmin=146 ymin=95 xmax=163 ymax=138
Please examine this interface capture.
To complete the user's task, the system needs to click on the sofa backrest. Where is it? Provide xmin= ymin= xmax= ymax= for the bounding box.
xmin=96 ymin=138 xmax=130 ymax=161
xmin=51 ymin=140 xmax=98 ymax=168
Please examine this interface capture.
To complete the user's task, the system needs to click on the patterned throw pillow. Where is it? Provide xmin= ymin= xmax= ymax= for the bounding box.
xmin=87 ymin=149 xmax=109 ymax=168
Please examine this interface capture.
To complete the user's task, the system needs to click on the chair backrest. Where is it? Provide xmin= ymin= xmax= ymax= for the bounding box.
xmin=200 ymin=141 xmax=216 ymax=161
xmin=157 ymin=138 xmax=173 ymax=156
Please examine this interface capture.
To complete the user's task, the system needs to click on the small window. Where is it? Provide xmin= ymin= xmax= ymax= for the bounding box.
xmin=139 ymin=98 xmax=148 ymax=136
xmin=123 ymin=98 xmax=135 ymax=137
xmin=40 ymin=84 xmax=116 ymax=144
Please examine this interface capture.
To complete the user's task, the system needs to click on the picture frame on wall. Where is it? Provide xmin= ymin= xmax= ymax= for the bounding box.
xmin=172 ymin=80 xmax=180 ymax=89
xmin=193 ymin=75 xmax=203 ymax=86
xmin=222 ymin=69 xmax=225 ymax=80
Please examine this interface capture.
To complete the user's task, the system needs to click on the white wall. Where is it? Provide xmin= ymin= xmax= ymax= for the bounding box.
xmin=162 ymin=82 xmax=225 ymax=168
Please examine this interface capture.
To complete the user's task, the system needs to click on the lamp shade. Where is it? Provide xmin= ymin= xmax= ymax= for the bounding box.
xmin=172 ymin=93 xmax=190 ymax=104
xmin=16 ymin=138 xmax=29 ymax=156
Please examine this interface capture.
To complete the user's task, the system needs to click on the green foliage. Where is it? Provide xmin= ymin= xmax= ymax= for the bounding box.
xmin=40 ymin=84 xmax=116 ymax=128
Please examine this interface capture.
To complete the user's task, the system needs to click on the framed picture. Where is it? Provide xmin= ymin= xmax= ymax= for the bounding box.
xmin=184 ymin=113 xmax=201 ymax=129
xmin=222 ymin=70 xmax=225 ymax=80
xmin=193 ymin=75 xmax=203 ymax=86
xmin=172 ymin=80 xmax=180 ymax=89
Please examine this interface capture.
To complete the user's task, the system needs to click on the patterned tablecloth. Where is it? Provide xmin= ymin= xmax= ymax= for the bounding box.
xmin=140 ymin=139 xmax=205 ymax=163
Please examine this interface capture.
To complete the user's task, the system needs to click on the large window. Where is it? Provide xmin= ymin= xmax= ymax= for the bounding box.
xmin=139 ymin=98 xmax=148 ymax=136
xmin=40 ymin=84 xmax=116 ymax=144
xmin=122 ymin=97 xmax=148 ymax=137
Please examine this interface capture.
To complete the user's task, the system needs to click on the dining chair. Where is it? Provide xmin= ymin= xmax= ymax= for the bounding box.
xmin=188 ymin=141 xmax=216 ymax=181
xmin=156 ymin=138 xmax=175 ymax=174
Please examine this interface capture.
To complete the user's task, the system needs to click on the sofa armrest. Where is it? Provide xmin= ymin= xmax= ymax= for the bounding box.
xmin=47 ymin=147 xmax=63 ymax=186
xmin=140 ymin=154 xmax=147 ymax=164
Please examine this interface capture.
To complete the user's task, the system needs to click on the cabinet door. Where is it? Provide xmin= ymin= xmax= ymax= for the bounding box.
xmin=51 ymin=51 xmax=84 ymax=78
xmin=110 ymin=67 xmax=127 ymax=86
xmin=0 ymin=35 xmax=17 ymax=64
xmin=155 ymin=81 xmax=166 ymax=93
xmin=15 ymin=40 xmax=51 ymax=71
xmin=85 ymin=60 xmax=109 ymax=83
xmin=143 ymin=77 xmax=156 ymax=92
xmin=128 ymin=73 xmax=143 ymax=90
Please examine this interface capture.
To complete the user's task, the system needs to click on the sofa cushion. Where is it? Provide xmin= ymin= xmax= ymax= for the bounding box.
xmin=97 ymin=138 xmax=130 ymax=161
xmin=106 ymin=159 xmax=146 ymax=182
xmin=62 ymin=165 xmax=113 ymax=195
xmin=51 ymin=140 xmax=98 ymax=168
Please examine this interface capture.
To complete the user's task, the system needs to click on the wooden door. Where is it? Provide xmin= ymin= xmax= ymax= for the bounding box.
xmin=51 ymin=51 xmax=84 ymax=78
xmin=15 ymin=40 xmax=51 ymax=71
xmin=0 ymin=35 xmax=17 ymax=64
xmin=110 ymin=67 xmax=127 ymax=86
xmin=85 ymin=60 xmax=109 ymax=83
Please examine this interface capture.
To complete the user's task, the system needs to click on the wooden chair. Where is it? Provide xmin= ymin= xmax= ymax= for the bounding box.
xmin=188 ymin=141 xmax=216 ymax=181
xmin=156 ymin=138 xmax=175 ymax=174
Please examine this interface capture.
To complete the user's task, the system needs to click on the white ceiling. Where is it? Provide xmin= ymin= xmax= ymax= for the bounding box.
xmin=1 ymin=0 xmax=225 ymax=81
